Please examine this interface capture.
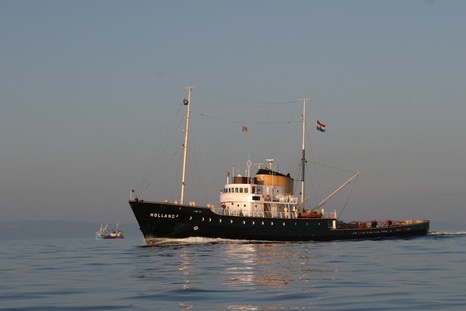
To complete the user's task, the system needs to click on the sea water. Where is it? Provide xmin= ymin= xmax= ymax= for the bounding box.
xmin=1 ymin=232 xmax=465 ymax=310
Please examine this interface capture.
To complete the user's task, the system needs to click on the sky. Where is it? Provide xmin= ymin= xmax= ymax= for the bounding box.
xmin=1 ymin=0 xmax=465 ymax=229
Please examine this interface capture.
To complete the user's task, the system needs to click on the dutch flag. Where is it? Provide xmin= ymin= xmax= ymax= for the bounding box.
xmin=316 ymin=120 xmax=326 ymax=132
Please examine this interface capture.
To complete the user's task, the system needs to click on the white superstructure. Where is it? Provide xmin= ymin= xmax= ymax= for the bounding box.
xmin=220 ymin=164 xmax=299 ymax=218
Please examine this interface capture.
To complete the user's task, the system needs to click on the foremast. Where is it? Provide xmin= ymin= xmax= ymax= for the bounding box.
xmin=180 ymin=86 xmax=194 ymax=205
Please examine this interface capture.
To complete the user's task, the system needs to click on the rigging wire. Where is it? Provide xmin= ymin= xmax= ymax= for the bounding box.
xmin=189 ymin=114 xmax=214 ymax=205
xmin=141 ymin=148 xmax=180 ymax=196
xmin=137 ymin=88 xmax=344 ymax=207
xmin=260 ymin=106 xmax=272 ymax=160
xmin=306 ymin=161 xmax=358 ymax=175
xmin=196 ymin=87 xmax=301 ymax=107
xmin=137 ymin=103 xmax=184 ymax=192
xmin=306 ymin=116 xmax=324 ymax=200
xmin=191 ymin=111 xmax=300 ymax=125
xmin=274 ymin=114 xmax=300 ymax=163
xmin=168 ymin=148 xmax=183 ymax=202
xmin=337 ymin=176 xmax=359 ymax=220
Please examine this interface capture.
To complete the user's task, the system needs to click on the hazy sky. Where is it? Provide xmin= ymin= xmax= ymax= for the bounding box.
xmin=1 ymin=1 xmax=465 ymax=228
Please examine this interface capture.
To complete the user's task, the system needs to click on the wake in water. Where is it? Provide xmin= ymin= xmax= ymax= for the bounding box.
xmin=142 ymin=236 xmax=278 ymax=247
xmin=430 ymin=231 xmax=466 ymax=236
xmin=139 ymin=232 xmax=466 ymax=246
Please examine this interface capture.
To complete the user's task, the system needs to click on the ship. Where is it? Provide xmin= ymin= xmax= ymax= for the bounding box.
xmin=95 ymin=223 xmax=124 ymax=239
xmin=129 ymin=87 xmax=429 ymax=243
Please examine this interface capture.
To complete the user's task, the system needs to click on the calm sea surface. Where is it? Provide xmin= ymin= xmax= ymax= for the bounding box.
xmin=1 ymin=232 xmax=465 ymax=311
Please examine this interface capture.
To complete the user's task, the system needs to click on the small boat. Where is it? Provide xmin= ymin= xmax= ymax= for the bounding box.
xmin=129 ymin=87 xmax=429 ymax=243
xmin=95 ymin=223 xmax=124 ymax=239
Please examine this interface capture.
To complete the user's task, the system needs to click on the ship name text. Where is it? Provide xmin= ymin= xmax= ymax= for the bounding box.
xmin=150 ymin=213 xmax=179 ymax=219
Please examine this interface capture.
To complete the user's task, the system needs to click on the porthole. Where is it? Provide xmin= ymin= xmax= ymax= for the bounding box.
xmin=230 ymin=220 xmax=233 ymax=224
xmin=252 ymin=221 xmax=255 ymax=225
xmin=189 ymin=216 xmax=193 ymax=220
xmin=193 ymin=226 xmax=199 ymax=231
xmin=283 ymin=222 xmax=286 ymax=226
xmin=271 ymin=222 xmax=274 ymax=226
xmin=202 ymin=217 xmax=205 ymax=221
xmin=261 ymin=221 xmax=265 ymax=225
xmin=209 ymin=218 xmax=212 ymax=222
xmin=243 ymin=220 xmax=246 ymax=224
xmin=219 ymin=219 xmax=222 ymax=223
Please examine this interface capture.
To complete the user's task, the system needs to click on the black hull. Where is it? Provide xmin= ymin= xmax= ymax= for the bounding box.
xmin=129 ymin=201 xmax=430 ymax=243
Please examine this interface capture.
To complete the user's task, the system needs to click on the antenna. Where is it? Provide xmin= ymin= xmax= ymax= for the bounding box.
xmin=246 ymin=155 xmax=252 ymax=179
xmin=266 ymin=158 xmax=274 ymax=170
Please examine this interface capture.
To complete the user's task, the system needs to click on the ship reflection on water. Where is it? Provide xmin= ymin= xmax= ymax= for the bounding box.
xmin=222 ymin=243 xmax=294 ymax=290
xmin=133 ymin=240 xmax=340 ymax=310
xmin=175 ymin=240 xmax=337 ymax=290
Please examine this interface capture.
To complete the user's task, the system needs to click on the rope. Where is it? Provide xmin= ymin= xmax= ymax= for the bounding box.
xmin=137 ymin=103 xmax=183 ymax=192
xmin=306 ymin=161 xmax=358 ymax=175
xmin=196 ymin=87 xmax=300 ymax=107
xmin=191 ymin=111 xmax=299 ymax=125
xmin=140 ymin=149 xmax=180 ymax=196
xmin=337 ymin=176 xmax=358 ymax=220
xmin=135 ymin=88 xmax=326 ymax=205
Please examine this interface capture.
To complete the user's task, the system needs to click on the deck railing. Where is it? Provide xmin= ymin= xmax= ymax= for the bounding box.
xmin=221 ymin=209 xmax=298 ymax=219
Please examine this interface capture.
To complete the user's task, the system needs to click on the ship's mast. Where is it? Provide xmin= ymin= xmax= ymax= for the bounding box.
xmin=301 ymin=98 xmax=311 ymax=210
xmin=180 ymin=86 xmax=194 ymax=205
